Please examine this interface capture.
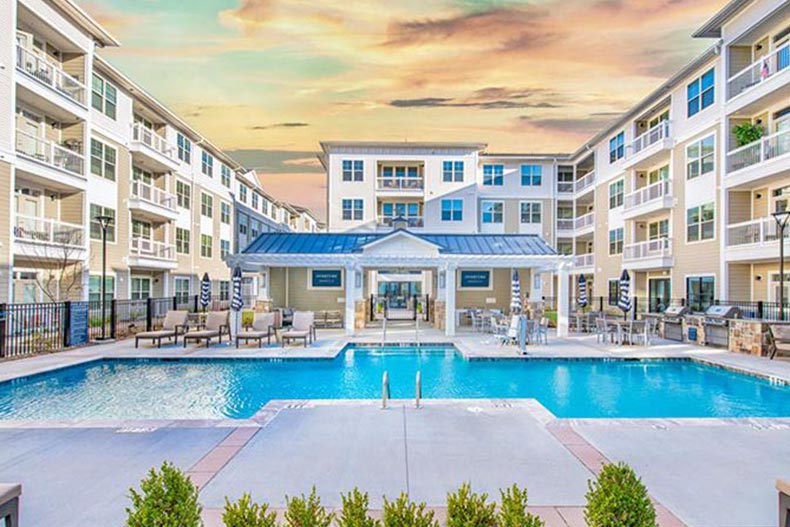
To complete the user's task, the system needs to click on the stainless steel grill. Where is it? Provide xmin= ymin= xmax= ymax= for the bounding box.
xmin=661 ymin=305 xmax=689 ymax=341
xmin=702 ymin=305 xmax=741 ymax=347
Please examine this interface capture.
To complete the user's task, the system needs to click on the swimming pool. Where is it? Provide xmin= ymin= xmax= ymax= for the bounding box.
xmin=0 ymin=345 xmax=788 ymax=420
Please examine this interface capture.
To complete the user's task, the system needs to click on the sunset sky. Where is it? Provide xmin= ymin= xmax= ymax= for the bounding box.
xmin=88 ymin=0 xmax=725 ymax=219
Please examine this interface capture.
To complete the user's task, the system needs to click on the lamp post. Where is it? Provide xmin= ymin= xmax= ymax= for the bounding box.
xmin=95 ymin=215 xmax=113 ymax=340
xmin=773 ymin=210 xmax=790 ymax=321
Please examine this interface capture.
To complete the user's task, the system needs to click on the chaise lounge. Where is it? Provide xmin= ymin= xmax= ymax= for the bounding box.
xmin=281 ymin=311 xmax=316 ymax=347
xmin=135 ymin=310 xmax=188 ymax=348
xmin=768 ymin=324 xmax=790 ymax=360
xmin=183 ymin=311 xmax=230 ymax=348
xmin=236 ymin=312 xmax=276 ymax=348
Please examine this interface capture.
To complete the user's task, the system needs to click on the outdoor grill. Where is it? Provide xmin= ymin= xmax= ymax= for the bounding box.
xmin=661 ymin=305 xmax=689 ymax=341
xmin=702 ymin=305 xmax=741 ymax=347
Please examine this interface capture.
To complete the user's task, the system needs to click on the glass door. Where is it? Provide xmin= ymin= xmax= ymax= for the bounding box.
xmin=648 ymin=278 xmax=671 ymax=313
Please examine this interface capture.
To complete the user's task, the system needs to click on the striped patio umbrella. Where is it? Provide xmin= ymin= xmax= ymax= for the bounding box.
xmin=618 ymin=269 xmax=632 ymax=318
xmin=578 ymin=274 xmax=589 ymax=309
xmin=231 ymin=266 xmax=244 ymax=312
xmin=510 ymin=269 xmax=522 ymax=314
xmin=200 ymin=272 xmax=211 ymax=311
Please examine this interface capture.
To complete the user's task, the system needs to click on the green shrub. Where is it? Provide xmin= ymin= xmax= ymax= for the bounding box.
xmin=585 ymin=463 xmax=657 ymax=527
xmin=125 ymin=461 xmax=203 ymax=527
xmin=446 ymin=483 xmax=496 ymax=527
xmin=732 ymin=122 xmax=764 ymax=147
xmin=497 ymin=485 xmax=544 ymax=527
xmin=339 ymin=488 xmax=380 ymax=527
xmin=223 ymin=493 xmax=277 ymax=527
xmin=284 ymin=486 xmax=335 ymax=527
xmin=382 ymin=493 xmax=438 ymax=527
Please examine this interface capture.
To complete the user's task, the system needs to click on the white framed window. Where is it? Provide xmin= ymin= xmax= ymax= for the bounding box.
xmin=441 ymin=199 xmax=463 ymax=221
xmin=481 ymin=200 xmax=503 ymax=224
xmin=177 ymin=133 xmax=191 ymax=163
xmin=687 ymin=202 xmax=715 ymax=242
xmin=90 ymin=139 xmax=116 ymax=181
xmin=220 ymin=239 xmax=230 ymax=259
xmin=482 ymin=165 xmax=503 ymax=186
xmin=91 ymin=75 xmax=117 ymax=119
xmin=648 ymin=219 xmax=669 ymax=240
xmin=608 ymin=179 xmax=624 ymax=209
xmin=219 ymin=281 xmax=230 ymax=301
xmin=201 ymin=151 xmax=214 ymax=176
xmin=131 ymin=277 xmax=151 ymax=300
xmin=89 ymin=204 xmax=115 ymax=242
xmin=687 ymin=68 xmax=715 ymax=117
xmin=176 ymin=180 xmax=190 ymax=208
xmin=342 ymin=160 xmax=363 ymax=181
xmin=89 ymin=275 xmax=115 ymax=304
xmin=609 ymin=132 xmax=624 ymax=163
xmin=176 ymin=228 xmax=190 ymax=254
xmin=201 ymin=193 xmax=213 ymax=218
xmin=221 ymin=165 xmax=232 ymax=187
xmin=239 ymin=185 xmax=248 ymax=203
xmin=442 ymin=161 xmax=464 ymax=182
xmin=609 ymin=227 xmax=624 ymax=255
xmin=520 ymin=165 xmax=542 ymax=186
xmin=221 ymin=202 xmax=231 ymax=224
xmin=342 ymin=199 xmax=363 ymax=220
xmin=131 ymin=219 xmax=151 ymax=239
xmin=686 ymin=135 xmax=715 ymax=179
xmin=608 ymin=279 xmax=621 ymax=306
xmin=519 ymin=201 xmax=542 ymax=224
xmin=174 ymin=277 xmax=190 ymax=304
xmin=252 ymin=192 xmax=259 ymax=210
xmin=200 ymin=234 xmax=213 ymax=258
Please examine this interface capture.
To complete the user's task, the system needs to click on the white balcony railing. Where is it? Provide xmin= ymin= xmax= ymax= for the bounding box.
xmin=575 ymin=171 xmax=595 ymax=194
xmin=575 ymin=211 xmax=595 ymax=231
xmin=131 ymin=123 xmax=176 ymax=160
xmin=15 ymin=130 xmax=85 ymax=176
xmin=14 ymin=215 xmax=84 ymax=247
xmin=377 ymin=216 xmax=424 ymax=228
xmin=727 ymin=128 xmax=790 ymax=173
xmin=728 ymin=42 xmax=790 ymax=99
xmin=557 ymin=181 xmax=574 ymax=193
xmin=130 ymin=180 xmax=177 ymax=211
xmin=15 ymin=45 xmax=86 ymax=105
xmin=624 ymin=237 xmax=672 ymax=261
xmin=623 ymin=179 xmax=671 ymax=211
xmin=130 ymin=238 xmax=175 ymax=260
xmin=727 ymin=217 xmax=790 ymax=246
xmin=630 ymin=120 xmax=671 ymax=157
xmin=557 ymin=218 xmax=574 ymax=231
xmin=376 ymin=177 xmax=424 ymax=191
xmin=574 ymin=253 xmax=594 ymax=268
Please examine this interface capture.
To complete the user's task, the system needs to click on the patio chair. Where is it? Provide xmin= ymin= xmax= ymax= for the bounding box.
xmin=495 ymin=315 xmax=520 ymax=346
xmin=624 ymin=320 xmax=648 ymax=346
xmin=236 ymin=312 xmax=276 ymax=348
xmin=183 ymin=311 xmax=230 ymax=348
xmin=281 ymin=311 xmax=316 ymax=347
xmin=533 ymin=317 xmax=549 ymax=344
xmin=594 ymin=318 xmax=616 ymax=344
xmin=134 ymin=310 xmax=188 ymax=348
xmin=768 ymin=324 xmax=790 ymax=360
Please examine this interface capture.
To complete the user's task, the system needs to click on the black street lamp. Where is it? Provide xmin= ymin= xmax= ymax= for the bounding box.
xmin=95 ymin=215 xmax=113 ymax=340
xmin=773 ymin=210 xmax=790 ymax=321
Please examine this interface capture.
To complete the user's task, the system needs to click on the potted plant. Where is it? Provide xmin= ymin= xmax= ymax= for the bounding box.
xmin=733 ymin=122 xmax=764 ymax=147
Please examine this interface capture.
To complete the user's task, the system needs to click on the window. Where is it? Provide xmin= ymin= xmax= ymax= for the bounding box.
xmin=239 ymin=214 xmax=248 ymax=235
xmin=686 ymin=276 xmax=715 ymax=312
xmin=176 ymin=180 xmax=190 ymax=208
xmin=483 ymin=165 xmax=503 ymax=186
xmin=686 ymin=135 xmax=715 ymax=179
xmin=441 ymin=199 xmax=463 ymax=221
xmin=132 ymin=166 xmax=153 ymax=184
xmin=608 ymin=228 xmax=624 ymax=255
xmin=687 ymin=68 xmax=715 ymax=117
xmin=174 ymin=277 xmax=190 ymax=304
xmin=90 ymin=139 xmax=116 ymax=181
xmin=342 ymin=199 xmax=363 ymax=220
xmin=239 ymin=185 xmax=248 ymax=203
xmin=647 ymin=165 xmax=669 ymax=184
xmin=131 ymin=277 xmax=151 ymax=300
xmin=608 ymin=279 xmax=621 ymax=306
xmin=251 ymin=192 xmax=259 ymax=210
xmin=132 ymin=219 xmax=151 ymax=239
xmin=89 ymin=275 xmax=114 ymax=304
xmin=177 ymin=133 xmax=191 ymax=163
xmin=220 ymin=202 xmax=231 ymax=224
xmin=219 ymin=281 xmax=230 ymax=301
xmin=481 ymin=201 xmax=503 ymax=224
xmin=648 ymin=219 xmax=669 ymax=240
xmin=442 ymin=161 xmax=464 ymax=182
xmin=687 ymin=202 xmax=715 ymax=242
xmin=608 ymin=179 xmax=624 ymax=209
xmin=520 ymin=165 xmax=542 ymax=186
xmin=250 ymin=219 xmax=260 ymax=238
xmin=220 ymin=239 xmax=230 ymax=259
xmin=342 ymin=160 xmax=364 ymax=181
xmin=200 ymin=234 xmax=213 ymax=258
xmin=89 ymin=204 xmax=115 ymax=242
xmin=201 ymin=151 xmax=214 ymax=176
xmin=520 ymin=201 xmax=542 ymax=224
xmin=609 ymin=132 xmax=625 ymax=163
xmin=91 ymin=75 xmax=117 ymax=119
xmin=201 ymin=193 xmax=213 ymax=218
xmin=557 ymin=241 xmax=573 ymax=255
xmin=221 ymin=165 xmax=232 ymax=187
xmin=176 ymin=228 xmax=190 ymax=254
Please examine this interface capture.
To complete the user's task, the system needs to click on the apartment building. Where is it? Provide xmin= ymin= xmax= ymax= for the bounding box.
xmin=1 ymin=0 xmax=316 ymax=304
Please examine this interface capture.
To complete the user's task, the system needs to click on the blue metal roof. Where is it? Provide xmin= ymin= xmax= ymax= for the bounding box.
xmin=242 ymin=231 xmax=557 ymax=256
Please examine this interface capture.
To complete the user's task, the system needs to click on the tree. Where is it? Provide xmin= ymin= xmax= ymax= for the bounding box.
xmin=16 ymin=219 xmax=85 ymax=302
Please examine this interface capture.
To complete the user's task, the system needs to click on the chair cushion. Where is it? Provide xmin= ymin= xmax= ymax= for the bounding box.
xmin=205 ymin=311 xmax=229 ymax=331
xmin=282 ymin=330 xmax=309 ymax=338
xmin=252 ymin=313 xmax=275 ymax=332
xmin=136 ymin=330 xmax=176 ymax=339
xmin=185 ymin=330 xmax=219 ymax=338
xmin=238 ymin=330 xmax=270 ymax=338
xmin=162 ymin=310 xmax=188 ymax=330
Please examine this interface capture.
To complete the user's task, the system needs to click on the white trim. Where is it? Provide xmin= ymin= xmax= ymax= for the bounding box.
xmin=360 ymin=230 xmax=441 ymax=252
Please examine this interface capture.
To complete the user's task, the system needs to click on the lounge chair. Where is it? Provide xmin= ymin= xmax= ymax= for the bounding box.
xmin=281 ymin=311 xmax=316 ymax=347
xmin=236 ymin=312 xmax=275 ymax=348
xmin=135 ymin=310 xmax=188 ymax=348
xmin=495 ymin=315 xmax=520 ymax=346
xmin=768 ymin=324 xmax=790 ymax=360
xmin=183 ymin=311 xmax=230 ymax=348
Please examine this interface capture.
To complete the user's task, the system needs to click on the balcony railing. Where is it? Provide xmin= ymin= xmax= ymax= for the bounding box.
xmin=130 ymin=238 xmax=175 ymax=260
xmin=557 ymin=218 xmax=574 ymax=231
xmin=377 ymin=216 xmax=424 ymax=228
xmin=15 ymin=130 xmax=85 ymax=176
xmin=131 ymin=180 xmax=177 ymax=211
xmin=630 ymin=120 xmax=671 ymax=156
xmin=623 ymin=179 xmax=671 ymax=211
xmin=727 ymin=217 xmax=790 ymax=246
xmin=574 ymin=253 xmax=594 ymax=267
xmin=557 ymin=181 xmax=574 ymax=193
xmin=624 ymin=237 xmax=672 ymax=261
xmin=14 ymin=215 xmax=84 ymax=247
xmin=131 ymin=123 xmax=176 ymax=160
xmin=575 ymin=211 xmax=595 ymax=231
xmin=575 ymin=171 xmax=595 ymax=194
xmin=15 ymin=45 xmax=86 ymax=105
xmin=376 ymin=177 xmax=424 ymax=190
xmin=728 ymin=41 xmax=790 ymax=99
xmin=727 ymin=128 xmax=790 ymax=173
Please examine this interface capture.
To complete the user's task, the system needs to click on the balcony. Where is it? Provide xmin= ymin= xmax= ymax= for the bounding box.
xmin=13 ymin=215 xmax=86 ymax=260
xmin=574 ymin=171 xmax=595 ymax=195
xmin=557 ymin=218 xmax=575 ymax=236
xmin=129 ymin=180 xmax=179 ymax=222
xmin=376 ymin=216 xmax=424 ymax=229
xmin=557 ymin=181 xmax=574 ymax=194
xmin=727 ymin=42 xmax=790 ymax=112
xmin=725 ymin=217 xmax=790 ymax=262
xmin=376 ymin=176 xmax=424 ymax=193
xmin=623 ymin=238 xmax=673 ymax=270
xmin=15 ymin=130 xmax=86 ymax=190
xmin=15 ymin=45 xmax=86 ymax=115
xmin=574 ymin=211 xmax=595 ymax=236
xmin=573 ymin=253 xmax=594 ymax=271
xmin=622 ymin=179 xmax=673 ymax=220
xmin=623 ymin=121 xmax=672 ymax=170
xmin=129 ymin=123 xmax=179 ymax=172
xmin=726 ymin=128 xmax=790 ymax=188
xmin=128 ymin=238 xmax=177 ymax=270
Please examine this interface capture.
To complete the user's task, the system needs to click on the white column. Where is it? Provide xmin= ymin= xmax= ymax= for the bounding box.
xmin=557 ymin=265 xmax=570 ymax=337
xmin=444 ymin=263 xmax=457 ymax=336
xmin=344 ymin=264 xmax=358 ymax=335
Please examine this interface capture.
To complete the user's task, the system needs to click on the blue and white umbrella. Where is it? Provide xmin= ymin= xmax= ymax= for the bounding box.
xmin=510 ymin=269 xmax=522 ymax=314
xmin=578 ymin=274 xmax=588 ymax=309
xmin=200 ymin=272 xmax=211 ymax=311
xmin=618 ymin=269 xmax=631 ymax=318
xmin=231 ymin=266 xmax=244 ymax=312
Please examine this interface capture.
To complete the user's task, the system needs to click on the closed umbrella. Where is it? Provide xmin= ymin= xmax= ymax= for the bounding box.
xmin=200 ymin=273 xmax=211 ymax=311
xmin=578 ymin=275 xmax=588 ymax=309
xmin=231 ymin=266 xmax=244 ymax=312
xmin=618 ymin=269 xmax=632 ymax=318
xmin=510 ymin=269 xmax=522 ymax=314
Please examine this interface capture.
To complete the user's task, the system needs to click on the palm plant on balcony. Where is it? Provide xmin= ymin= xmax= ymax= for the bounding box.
xmin=733 ymin=122 xmax=764 ymax=147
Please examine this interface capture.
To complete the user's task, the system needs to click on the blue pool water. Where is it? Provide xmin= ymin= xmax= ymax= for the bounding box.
xmin=0 ymin=345 xmax=788 ymax=420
